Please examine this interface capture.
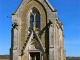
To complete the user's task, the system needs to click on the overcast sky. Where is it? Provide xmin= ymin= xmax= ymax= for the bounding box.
xmin=0 ymin=0 xmax=80 ymax=56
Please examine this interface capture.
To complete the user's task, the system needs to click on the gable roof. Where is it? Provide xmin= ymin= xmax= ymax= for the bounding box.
xmin=14 ymin=0 xmax=55 ymax=14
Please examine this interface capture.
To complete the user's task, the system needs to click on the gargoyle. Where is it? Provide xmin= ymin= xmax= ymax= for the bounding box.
xmin=12 ymin=22 xmax=19 ymax=30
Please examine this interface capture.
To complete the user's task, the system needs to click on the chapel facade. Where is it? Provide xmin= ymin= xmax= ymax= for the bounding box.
xmin=10 ymin=0 xmax=66 ymax=60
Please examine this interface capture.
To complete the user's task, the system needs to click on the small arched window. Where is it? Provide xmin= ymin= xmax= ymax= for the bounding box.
xmin=30 ymin=7 xmax=40 ymax=29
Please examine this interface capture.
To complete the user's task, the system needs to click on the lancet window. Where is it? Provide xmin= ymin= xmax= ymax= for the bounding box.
xmin=30 ymin=8 xmax=40 ymax=29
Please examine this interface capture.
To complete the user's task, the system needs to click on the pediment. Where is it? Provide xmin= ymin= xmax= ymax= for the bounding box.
xmin=21 ymin=30 xmax=45 ymax=55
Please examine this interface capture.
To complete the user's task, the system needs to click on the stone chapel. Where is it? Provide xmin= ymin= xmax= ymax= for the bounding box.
xmin=10 ymin=0 xmax=66 ymax=60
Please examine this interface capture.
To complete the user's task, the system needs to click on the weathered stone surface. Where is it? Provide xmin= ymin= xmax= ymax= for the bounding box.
xmin=10 ymin=0 xmax=66 ymax=60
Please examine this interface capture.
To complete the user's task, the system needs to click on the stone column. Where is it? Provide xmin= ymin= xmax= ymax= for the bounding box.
xmin=49 ymin=24 xmax=54 ymax=60
xmin=13 ymin=28 xmax=18 ymax=60
xmin=57 ymin=25 xmax=61 ymax=60
xmin=56 ymin=25 xmax=58 ymax=60
xmin=11 ymin=22 xmax=19 ymax=60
